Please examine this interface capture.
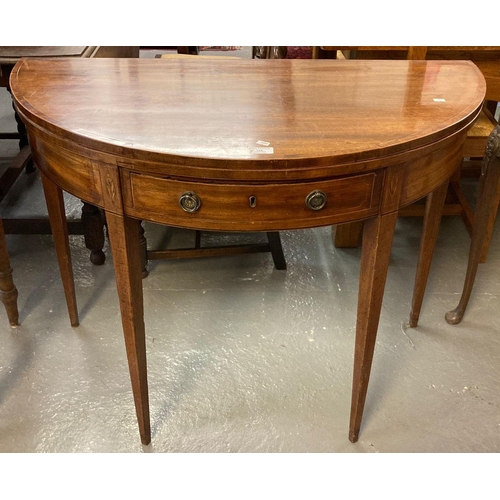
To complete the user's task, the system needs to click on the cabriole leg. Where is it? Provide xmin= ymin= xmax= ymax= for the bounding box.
xmin=446 ymin=126 xmax=500 ymax=325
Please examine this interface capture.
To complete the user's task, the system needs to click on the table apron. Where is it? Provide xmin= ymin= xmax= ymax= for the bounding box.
xmin=28 ymin=124 xmax=468 ymax=230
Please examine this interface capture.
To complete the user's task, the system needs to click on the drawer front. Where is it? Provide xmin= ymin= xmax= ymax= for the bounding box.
xmin=122 ymin=171 xmax=383 ymax=231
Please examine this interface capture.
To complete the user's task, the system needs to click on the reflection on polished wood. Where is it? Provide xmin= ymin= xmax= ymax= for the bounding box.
xmin=10 ymin=58 xmax=485 ymax=445
xmin=318 ymin=46 xmax=500 ymax=259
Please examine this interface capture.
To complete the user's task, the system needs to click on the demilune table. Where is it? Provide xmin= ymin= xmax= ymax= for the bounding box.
xmin=10 ymin=58 xmax=485 ymax=445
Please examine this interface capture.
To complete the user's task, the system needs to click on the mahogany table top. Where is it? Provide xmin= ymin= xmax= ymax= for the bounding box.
xmin=10 ymin=58 xmax=485 ymax=172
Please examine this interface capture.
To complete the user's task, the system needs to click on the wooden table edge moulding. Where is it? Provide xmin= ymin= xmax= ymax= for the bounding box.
xmin=10 ymin=57 xmax=485 ymax=445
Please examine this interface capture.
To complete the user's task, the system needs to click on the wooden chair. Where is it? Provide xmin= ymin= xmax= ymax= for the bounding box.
xmin=446 ymin=124 xmax=500 ymax=324
xmin=0 ymin=216 xmax=18 ymax=326
xmin=314 ymin=47 xmax=500 ymax=261
xmin=252 ymin=46 xmax=287 ymax=59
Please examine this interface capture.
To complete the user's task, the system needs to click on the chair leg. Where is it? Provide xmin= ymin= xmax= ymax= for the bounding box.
xmin=446 ymin=127 xmax=500 ymax=324
xmin=0 ymin=217 xmax=19 ymax=327
xmin=139 ymin=222 xmax=149 ymax=278
xmin=81 ymin=202 xmax=106 ymax=265
xmin=6 ymin=84 xmax=35 ymax=173
xmin=266 ymin=232 xmax=286 ymax=270
xmin=479 ymin=183 xmax=500 ymax=263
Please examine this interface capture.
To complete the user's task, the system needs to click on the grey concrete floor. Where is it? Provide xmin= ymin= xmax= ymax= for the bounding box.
xmin=1 ymin=49 xmax=500 ymax=454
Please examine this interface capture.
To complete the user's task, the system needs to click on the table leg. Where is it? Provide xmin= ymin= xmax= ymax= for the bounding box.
xmin=446 ymin=127 xmax=500 ymax=325
xmin=0 ymin=217 xmax=19 ymax=326
xmin=349 ymin=211 xmax=398 ymax=443
xmin=106 ymin=212 xmax=151 ymax=445
xmin=41 ymin=174 xmax=79 ymax=327
xmin=409 ymin=180 xmax=449 ymax=327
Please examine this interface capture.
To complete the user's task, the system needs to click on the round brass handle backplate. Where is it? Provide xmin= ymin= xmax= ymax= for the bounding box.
xmin=179 ymin=191 xmax=201 ymax=213
xmin=305 ymin=190 xmax=327 ymax=210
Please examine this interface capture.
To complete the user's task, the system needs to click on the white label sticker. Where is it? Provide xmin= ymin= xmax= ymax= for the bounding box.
xmin=256 ymin=140 xmax=271 ymax=146
xmin=433 ymin=98 xmax=446 ymax=102
xmin=250 ymin=147 xmax=274 ymax=154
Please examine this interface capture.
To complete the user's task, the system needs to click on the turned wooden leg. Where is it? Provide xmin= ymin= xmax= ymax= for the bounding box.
xmin=409 ymin=180 xmax=449 ymax=327
xmin=81 ymin=202 xmax=106 ymax=265
xmin=0 ymin=217 xmax=19 ymax=327
xmin=349 ymin=211 xmax=398 ymax=443
xmin=40 ymin=173 xmax=79 ymax=327
xmin=446 ymin=127 xmax=500 ymax=325
xmin=334 ymin=221 xmax=364 ymax=248
xmin=13 ymin=106 xmax=29 ymax=150
xmin=139 ymin=221 xmax=149 ymax=278
xmin=266 ymin=232 xmax=286 ymax=270
xmin=106 ymin=212 xmax=151 ymax=445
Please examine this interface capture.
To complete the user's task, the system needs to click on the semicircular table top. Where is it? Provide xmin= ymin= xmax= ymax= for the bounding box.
xmin=10 ymin=58 xmax=485 ymax=169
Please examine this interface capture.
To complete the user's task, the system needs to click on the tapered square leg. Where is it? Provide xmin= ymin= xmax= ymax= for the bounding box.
xmin=40 ymin=173 xmax=79 ymax=327
xmin=409 ymin=180 xmax=449 ymax=327
xmin=106 ymin=212 xmax=151 ymax=445
xmin=349 ymin=211 xmax=398 ymax=443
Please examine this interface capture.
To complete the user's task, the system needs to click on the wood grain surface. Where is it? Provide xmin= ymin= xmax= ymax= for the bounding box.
xmin=10 ymin=58 xmax=485 ymax=169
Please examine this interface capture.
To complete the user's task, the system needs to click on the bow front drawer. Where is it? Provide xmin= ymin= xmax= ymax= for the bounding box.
xmin=121 ymin=171 xmax=383 ymax=231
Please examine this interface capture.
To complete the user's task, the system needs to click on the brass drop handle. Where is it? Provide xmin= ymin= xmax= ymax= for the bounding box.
xmin=305 ymin=190 xmax=327 ymax=210
xmin=179 ymin=191 xmax=201 ymax=212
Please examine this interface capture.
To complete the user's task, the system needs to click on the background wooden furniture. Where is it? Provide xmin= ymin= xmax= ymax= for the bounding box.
xmin=252 ymin=46 xmax=288 ymax=59
xmin=314 ymin=47 xmax=500 ymax=260
xmin=446 ymin=124 xmax=500 ymax=324
xmin=142 ymin=47 xmax=201 ymax=55
xmin=0 ymin=216 xmax=18 ymax=326
xmin=176 ymin=46 xmax=200 ymax=55
xmin=11 ymin=57 xmax=485 ymax=445
xmin=0 ymin=46 xmax=139 ymax=265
